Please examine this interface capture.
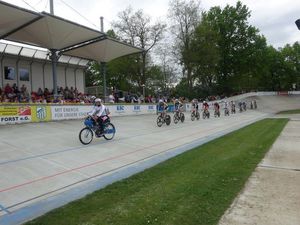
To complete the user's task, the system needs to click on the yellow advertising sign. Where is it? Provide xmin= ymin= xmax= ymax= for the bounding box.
xmin=0 ymin=106 xmax=19 ymax=116
xmin=31 ymin=105 xmax=52 ymax=122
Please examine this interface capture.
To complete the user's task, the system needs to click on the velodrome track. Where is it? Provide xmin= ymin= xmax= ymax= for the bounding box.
xmin=0 ymin=95 xmax=300 ymax=224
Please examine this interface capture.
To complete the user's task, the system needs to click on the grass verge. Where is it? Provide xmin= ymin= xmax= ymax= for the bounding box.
xmin=27 ymin=118 xmax=288 ymax=225
xmin=277 ymin=109 xmax=300 ymax=114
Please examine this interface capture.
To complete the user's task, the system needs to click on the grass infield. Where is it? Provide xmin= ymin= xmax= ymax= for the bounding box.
xmin=27 ymin=118 xmax=288 ymax=225
xmin=277 ymin=109 xmax=300 ymax=114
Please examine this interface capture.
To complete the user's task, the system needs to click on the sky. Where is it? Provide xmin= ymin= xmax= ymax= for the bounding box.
xmin=2 ymin=0 xmax=300 ymax=48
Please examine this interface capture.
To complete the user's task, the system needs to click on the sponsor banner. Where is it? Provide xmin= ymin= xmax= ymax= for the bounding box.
xmin=51 ymin=105 xmax=90 ymax=120
xmin=278 ymin=91 xmax=288 ymax=96
xmin=0 ymin=106 xmax=31 ymax=124
xmin=31 ymin=106 xmax=52 ymax=122
xmin=109 ymin=104 xmax=157 ymax=116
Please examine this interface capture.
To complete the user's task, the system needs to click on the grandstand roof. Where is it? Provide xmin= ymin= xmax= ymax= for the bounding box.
xmin=0 ymin=0 xmax=142 ymax=62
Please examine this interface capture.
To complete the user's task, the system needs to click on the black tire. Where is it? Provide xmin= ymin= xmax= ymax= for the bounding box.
xmin=103 ymin=123 xmax=116 ymax=140
xmin=196 ymin=111 xmax=200 ymax=120
xmin=165 ymin=115 xmax=171 ymax=126
xmin=180 ymin=113 xmax=185 ymax=123
xmin=157 ymin=116 xmax=163 ymax=127
xmin=191 ymin=112 xmax=195 ymax=121
xmin=174 ymin=114 xmax=179 ymax=124
xmin=79 ymin=127 xmax=93 ymax=145
xmin=203 ymin=112 xmax=206 ymax=119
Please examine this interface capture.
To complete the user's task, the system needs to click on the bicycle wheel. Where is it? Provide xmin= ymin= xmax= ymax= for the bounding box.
xmin=196 ymin=111 xmax=200 ymax=120
xmin=180 ymin=113 xmax=185 ymax=123
xmin=103 ymin=123 xmax=116 ymax=140
xmin=157 ymin=116 xmax=163 ymax=127
xmin=79 ymin=127 xmax=93 ymax=145
xmin=165 ymin=115 xmax=171 ymax=126
xmin=174 ymin=114 xmax=179 ymax=124
xmin=191 ymin=112 xmax=195 ymax=121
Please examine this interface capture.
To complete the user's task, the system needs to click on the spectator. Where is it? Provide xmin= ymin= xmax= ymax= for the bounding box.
xmin=44 ymin=88 xmax=50 ymax=98
xmin=4 ymin=83 xmax=13 ymax=98
xmin=108 ymin=93 xmax=115 ymax=103
xmin=37 ymin=87 xmax=44 ymax=97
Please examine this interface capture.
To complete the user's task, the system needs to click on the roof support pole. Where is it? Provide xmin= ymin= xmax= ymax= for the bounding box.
xmin=50 ymin=49 xmax=58 ymax=97
xmin=50 ymin=0 xmax=54 ymax=15
xmin=101 ymin=62 xmax=107 ymax=102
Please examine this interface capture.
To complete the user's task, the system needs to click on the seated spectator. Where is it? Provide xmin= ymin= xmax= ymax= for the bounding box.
xmin=44 ymin=88 xmax=50 ymax=97
xmin=58 ymin=87 xmax=64 ymax=96
xmin=4 ymin=83 xmax=14 ymax=99
xmin=139 ymin=94 xmax=145 ymax=103
xmin=108 ymin=93 xmax=115 ymax=103
xmin=69 ymin=86 xmax=75 ymax=100
xmin=64 ymin=86 xmax=69 ymax=99
xmin=74 ymin=87 xmax=79 ymax=98
xmin=37 ymin=87 xmax=44 ymax=97
xmin=22 ymin=87 xmax=30 ymax=102
xmin=20 ymin=84 xmax=26 ymax=93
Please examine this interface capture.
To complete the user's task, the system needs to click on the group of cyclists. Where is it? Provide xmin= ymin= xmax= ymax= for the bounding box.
xmin=82 ymin=95 xmax=257 ymax=139
xmin=157 ymin=98 xmax=258 ymax=126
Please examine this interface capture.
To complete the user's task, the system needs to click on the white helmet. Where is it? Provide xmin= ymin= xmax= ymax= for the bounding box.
xmin=95 ymin=98 xmax=102 ymax=103
xmin=203 ymin=101 xmax=206 ymax=103
xmin=91 ymin=96 xmax=96 ymax=100
xmin=159 ymin=99 xmax=163 ymax=103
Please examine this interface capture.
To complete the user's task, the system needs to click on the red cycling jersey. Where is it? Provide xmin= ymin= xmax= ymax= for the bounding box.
xmin=203 ymin=102 xmax=209 ymax=110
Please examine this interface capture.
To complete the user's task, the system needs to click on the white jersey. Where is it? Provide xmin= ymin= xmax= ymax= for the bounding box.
xmin=224 ymin=102 xmax=228 ymax=109
xmin=88 ymin=104 xmax=106 ymax=117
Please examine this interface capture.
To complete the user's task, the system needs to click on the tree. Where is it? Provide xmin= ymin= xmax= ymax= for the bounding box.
xmin=168 ymin=0 xmax=202 ymax=90
xmin=203 ymin=1 xmax=266 ymax=94
xmin=190 ymin=19 xmax=220 ymax=96
xmin=112 ymin=7 xmax=166 ymax=90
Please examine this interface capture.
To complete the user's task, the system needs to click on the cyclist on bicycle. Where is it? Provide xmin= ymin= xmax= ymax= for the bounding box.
xmin=191 ymin=99 xmax=199 ymax=112
xmin=158 ymin=99 xmax=169 ymax=118
xmin=174 ymin=99 xmax=183 ymax=113
xmin=202 ymin=101 xmax=209 ymax=111
xmin=214 ymin=102 xmax=220 ymax=113
xmin=88 ymin=98 xmax=107 ymax=134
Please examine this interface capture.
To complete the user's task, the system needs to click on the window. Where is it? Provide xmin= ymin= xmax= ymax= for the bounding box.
xmin=19 ymin=68 xmax=30 ymax=81
xmin=4 ymin=66 xmax=15 ymax=80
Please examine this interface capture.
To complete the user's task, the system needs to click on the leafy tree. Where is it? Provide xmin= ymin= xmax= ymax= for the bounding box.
xmin=168 ymin=0 xmax=201 ymax=90
xmin=112 ymin=7 xmax=166 ymax=89
xmin=203 ymin=1 xmax=266 ymax=94
xmin=190 ymin=19 xmax=220 ymax=96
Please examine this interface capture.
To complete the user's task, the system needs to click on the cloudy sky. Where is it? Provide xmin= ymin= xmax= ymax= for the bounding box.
xmin=2 ymin=0 xmax=300 ymax=48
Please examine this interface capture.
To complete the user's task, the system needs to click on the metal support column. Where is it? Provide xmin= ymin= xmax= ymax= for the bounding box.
xmin=50 ymin=49 xmax=58 ymax=96
xmin=101 ymin=62 xmax=107 ymax=102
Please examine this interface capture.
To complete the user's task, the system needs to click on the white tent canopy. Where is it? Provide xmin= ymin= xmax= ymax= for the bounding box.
xmin=63 ymin=37 xmax=143 ymax=62
xmin=5 ymin=12 xmax=104 ymax=50
xmin=0 ymin=1 xmax=142 ymax=61
xmin=0 ymin=1 xmax=40 ymax=38
xmin=0 ymin=0 xmax=143 ymax=98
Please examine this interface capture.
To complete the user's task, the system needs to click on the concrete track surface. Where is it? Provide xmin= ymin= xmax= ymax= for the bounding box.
xmin=0 ymin=95 xmax=299 ymax=224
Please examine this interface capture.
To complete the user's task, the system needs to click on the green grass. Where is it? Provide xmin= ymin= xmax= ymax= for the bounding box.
xmin=27 ymin=119 xmax=288 ymax=225
xmin=277 ymin=109 xmax=300 ymax=114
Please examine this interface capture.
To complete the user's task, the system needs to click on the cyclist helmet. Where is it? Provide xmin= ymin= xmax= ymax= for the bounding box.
xmin=95 ymin=98 xmax=102 ymax=103
xmin=203 ymin=101 xmax=206 ymax=104
xmin=175 ymin=99 xmax=179 ymax=103
xmin=159 ymin=99 xmax=164 ymax=103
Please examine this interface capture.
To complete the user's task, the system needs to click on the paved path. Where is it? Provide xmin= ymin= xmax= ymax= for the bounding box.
xmin=219 ymin=117 xmax=300 ymax=225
